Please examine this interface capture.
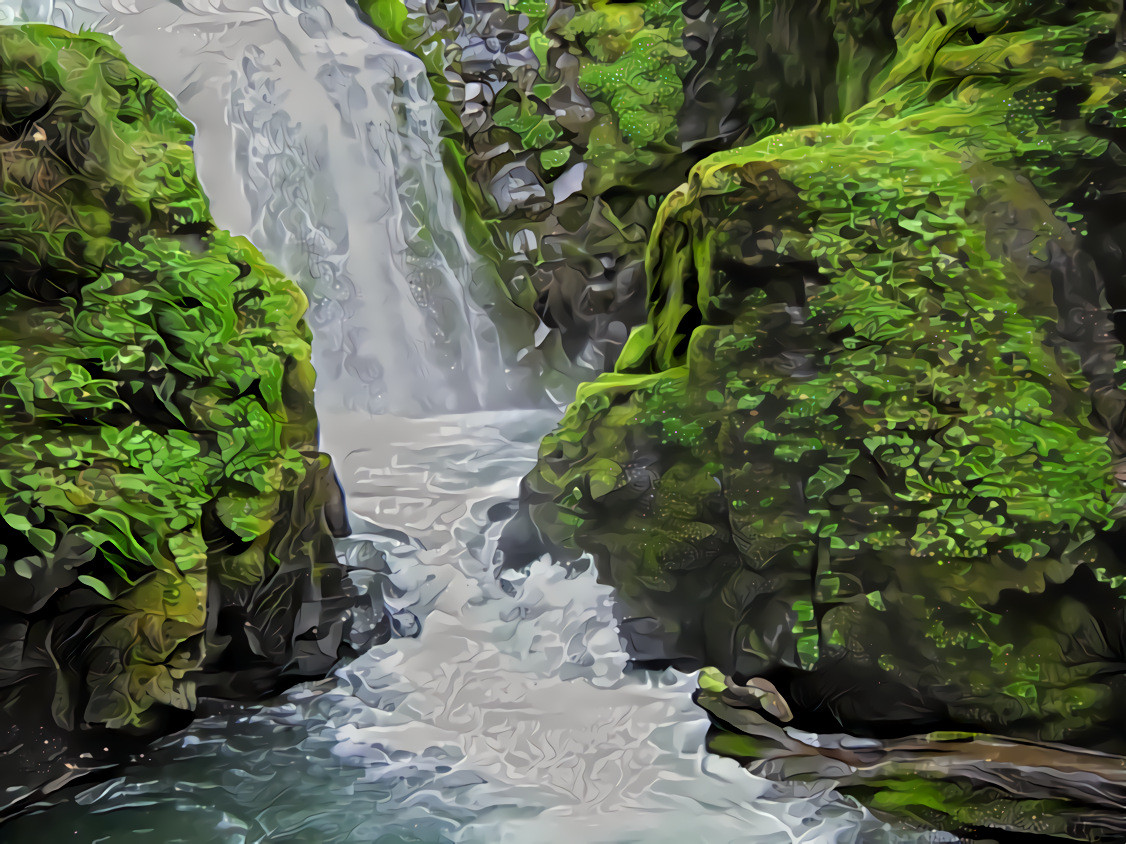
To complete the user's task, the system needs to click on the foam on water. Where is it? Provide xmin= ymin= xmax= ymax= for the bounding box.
xmin=0 ymin=2 xmax=952 ymax=841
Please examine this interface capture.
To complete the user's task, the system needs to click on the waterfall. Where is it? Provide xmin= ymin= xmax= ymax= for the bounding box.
xmin=0 ymin=2 xmax=943 ymax=841
xmin=41 ymin=0 xmax=529 ymax=417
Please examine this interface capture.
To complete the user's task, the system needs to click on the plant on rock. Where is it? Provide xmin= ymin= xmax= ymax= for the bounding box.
xmin=0 ymin=24 xmax=350 ymax=737
xmin=508 ymin=1 xmax=1126 ymax=837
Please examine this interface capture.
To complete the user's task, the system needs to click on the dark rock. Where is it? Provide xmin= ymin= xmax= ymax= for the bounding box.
xmin=0 ymin=24 xmax=354 ymax=747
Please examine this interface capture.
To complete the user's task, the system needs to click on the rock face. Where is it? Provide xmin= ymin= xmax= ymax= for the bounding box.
xmin=505 ymin=1 xmax=1126 ymax=836
xmin=0 ymin=25 xmax=351 ymax=739
xmin=354 ymin=0 xmax=899 ymax=369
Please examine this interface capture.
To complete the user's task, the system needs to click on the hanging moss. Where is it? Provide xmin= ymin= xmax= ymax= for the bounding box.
xmin=0 ymin=24 xmax=350 ymax=737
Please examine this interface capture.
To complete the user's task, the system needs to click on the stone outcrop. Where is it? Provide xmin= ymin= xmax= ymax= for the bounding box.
xmin=501 ymin=1 xmax=1126 ymax=837
xmin=0 ymin=24 xmax=353 ymax=744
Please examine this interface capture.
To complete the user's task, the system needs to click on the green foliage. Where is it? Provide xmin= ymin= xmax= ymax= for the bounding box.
xmin=566 ymin=1 xmax=688 ymax=165
xmin=517 ymin=10 xmax=1126 ymax=835
xmin=0 ymin=25 xmax=345 ymax=733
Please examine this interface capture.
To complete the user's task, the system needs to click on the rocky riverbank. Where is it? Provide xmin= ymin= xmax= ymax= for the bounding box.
xmin=498 ymin=1 xmax=1126 ymax=838
xmin=0 ymin=23 xmax=358 ymax=801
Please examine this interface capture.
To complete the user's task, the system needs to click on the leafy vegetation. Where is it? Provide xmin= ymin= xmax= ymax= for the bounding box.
xmin=0 ymin=24 xmax=348 ymax=735
xmin=506 ymin=0 xmax=1126 ymax=835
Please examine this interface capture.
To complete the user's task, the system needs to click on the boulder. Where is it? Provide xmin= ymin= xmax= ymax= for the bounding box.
xmin=507 ymin=1 xmax=1126 ymax=836
xmin=0 ymin=24 xmax=352 ymax=745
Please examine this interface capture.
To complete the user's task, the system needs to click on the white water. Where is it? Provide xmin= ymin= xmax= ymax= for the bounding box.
xmin=1 ymin=1 xmax=950 ymax=841
xmin=35 ymin=0 xmax=537 ymax=416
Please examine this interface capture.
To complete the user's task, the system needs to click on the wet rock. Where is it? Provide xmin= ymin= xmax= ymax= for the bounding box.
xmin=503 ymin=1 xmax=1126 ymax=837
xmin=390 ymin=609 xmax=421 ymax=638
xmin=0 ymin=24 xmax=353 ymax=747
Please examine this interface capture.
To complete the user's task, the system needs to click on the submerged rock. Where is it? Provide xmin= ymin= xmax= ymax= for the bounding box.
xmin=507 ymin=1 xmax=1126 ymax=837
xmin=0 ymin=23 xmax=352 ymax=748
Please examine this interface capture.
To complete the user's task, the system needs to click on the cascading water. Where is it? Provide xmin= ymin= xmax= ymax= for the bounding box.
xmin=0 ymin=1 xmax=950 ymax=841
xmin=41 ymin=0 xmax=531 ymax=417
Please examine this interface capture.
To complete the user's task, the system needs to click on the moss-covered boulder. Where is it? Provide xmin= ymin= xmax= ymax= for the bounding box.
xmin=354 ymin=0 xmax=901 ymax=368
xmin=0 ymin=24 xmax=351 ymax=740
xmin=508 ymin=1 xmax=1126 ymax=836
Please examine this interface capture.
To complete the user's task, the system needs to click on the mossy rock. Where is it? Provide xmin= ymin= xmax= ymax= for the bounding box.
xmin=353 ymin=0 xmax=902 ymax=368
xmin=697 ymin=668 xmax=1126 ymax=840
xmin=509 ymin=1 xmax=1126 ymax=837
xmin=0 ymin=24 xmax=351 ymax=738
xmin=525 ymin=119 xmax=1126 ymax=738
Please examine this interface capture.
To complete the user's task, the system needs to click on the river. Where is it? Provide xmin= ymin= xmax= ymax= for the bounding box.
xmin=0 ymin=1 xmax=949 ymax=841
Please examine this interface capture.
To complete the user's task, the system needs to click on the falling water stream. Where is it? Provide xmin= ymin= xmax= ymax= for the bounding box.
xmin=0 ymin=2 xmax=950 ymax=841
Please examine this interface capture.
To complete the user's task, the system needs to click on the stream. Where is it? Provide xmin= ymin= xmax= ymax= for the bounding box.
xmin=0 ymin=1 xmax=950 ymax=841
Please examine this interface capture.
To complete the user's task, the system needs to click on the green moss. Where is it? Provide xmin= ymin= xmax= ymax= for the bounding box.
xmin=516 ymin=1 xmax=1126 ymax=834
xmin=859 ymin=778 xmax=1079 ymax=836
xmin=542 ymin=117 xmax=1126 ymax=734
xmin=566 ymin=1 xmax=688 ymax=160
xmin=0 ymin=25 xmax=346 ymax=733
